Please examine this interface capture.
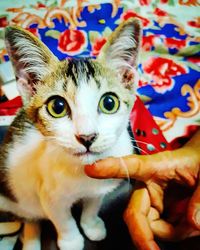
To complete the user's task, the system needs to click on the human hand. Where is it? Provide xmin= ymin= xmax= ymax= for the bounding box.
xmin=85 ymin=130 xmax=200 ymax=250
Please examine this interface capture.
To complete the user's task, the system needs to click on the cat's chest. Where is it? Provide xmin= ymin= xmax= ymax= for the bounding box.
xmin=7 ymin=140 xmax=121 ymax=216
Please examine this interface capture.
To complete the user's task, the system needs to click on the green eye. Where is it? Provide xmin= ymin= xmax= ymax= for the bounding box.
xmin=99 ymin=93 xmax=120 ymax=114
xmin=46 ymin=96 xmax=69 ymax=118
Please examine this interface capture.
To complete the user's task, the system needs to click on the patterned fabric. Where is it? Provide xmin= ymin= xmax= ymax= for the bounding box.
xmin=0 ymin=1 xmax=199 ymax=248
xmin=0 ymin=0 xmax=199 ymax=145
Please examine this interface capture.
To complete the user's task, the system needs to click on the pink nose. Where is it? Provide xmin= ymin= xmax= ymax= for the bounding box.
xmin=75 ymin=133 xmax=98 ymax=150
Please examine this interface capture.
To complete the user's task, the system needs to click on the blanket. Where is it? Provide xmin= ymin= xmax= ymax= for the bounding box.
xmin=0 ymin=0 xmax=199 ymax=249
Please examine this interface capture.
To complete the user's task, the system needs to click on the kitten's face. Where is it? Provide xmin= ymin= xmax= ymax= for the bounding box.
xmin=28 ymin=59 xmax=135 ymax=164
xmin=5 ymin=19 xmax=141 ymax=164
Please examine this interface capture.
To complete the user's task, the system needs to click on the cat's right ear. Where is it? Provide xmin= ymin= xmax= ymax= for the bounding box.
xmin=4 ymin=26 xmax=58 ymax=104
xmin=98 ymin=18 xmax=142 ymax=90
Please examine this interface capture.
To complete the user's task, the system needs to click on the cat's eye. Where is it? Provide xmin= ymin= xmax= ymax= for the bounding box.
xmin=46 ymin=96 xmax=69 ymax=118
xmin=99 ymin=93 xmax=120 ymax=114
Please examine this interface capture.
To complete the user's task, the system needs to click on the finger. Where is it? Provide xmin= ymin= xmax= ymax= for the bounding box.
xmin=187 ymin=180 xmax=200 ymax=230
xmin=147 ymin=182 xmax=164 ymax=213
xmin=85 ymin=149 xmax=199 ymax=188
xmin=147 ymin=207 xmax=160 ymax=221
xmin=150 ymin=219 xmax=175 ymax=240
xmin=85 ymin=154 xmax=158 ymax=181
xmin=148 ymin=207 xmax=175 ymax=241
xmin=148 ymin=208 xmax=200 ymax=241
xmin=124 ymin=184 xmax=160 ymax=250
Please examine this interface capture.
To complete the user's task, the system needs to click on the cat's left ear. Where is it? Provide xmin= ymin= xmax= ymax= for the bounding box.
xmin=99 ymin=18 xmax=142 ymax=89
xmin=4 ymin=26 xmax=58 ymax=104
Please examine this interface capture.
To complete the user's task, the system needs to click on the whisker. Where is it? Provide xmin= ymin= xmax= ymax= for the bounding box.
xmin=45 ymin=136 xmax=56 ymax=142
xmin=44 ymin=137 xmax=77 ymax=155
xmin=131 ymin=139 xmax=150 ymax=145
xmin=131 ymin=138 xmax=160 ymax=152
xmin=132 ymin=145 xmax=149 ymax=155
xmin=119 ymin=157 xmax=131 ymax=191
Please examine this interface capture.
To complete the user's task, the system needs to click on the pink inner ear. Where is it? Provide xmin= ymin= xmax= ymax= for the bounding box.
xmin=122 ymin=66 xmax=139 ymax=89
xmin=17 ymin=77 xmax=33 ymax=100
xmin=123 ymin=70 xmax=134 ymax=83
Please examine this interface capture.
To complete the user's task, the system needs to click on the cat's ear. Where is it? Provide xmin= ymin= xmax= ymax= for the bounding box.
xmin=4 ymin=26 xmax=58 ymax=103
xmin=99 ymin=18 xmax=142 ymax=89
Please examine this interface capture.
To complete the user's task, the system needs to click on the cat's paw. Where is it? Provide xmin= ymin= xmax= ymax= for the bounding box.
xmin=58 ymin=235 xmax=84 ymax=250
xmin=81 ymin=216 xmax=106 ymax=241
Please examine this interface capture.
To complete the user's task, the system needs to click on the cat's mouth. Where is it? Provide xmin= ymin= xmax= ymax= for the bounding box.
xmin=74 ymin=150 xmax=100 ymax=157
xmin=73 ymin=150 xmax=101 ymax=165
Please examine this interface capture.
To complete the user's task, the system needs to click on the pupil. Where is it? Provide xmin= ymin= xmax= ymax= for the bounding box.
xmin=53 ymin=99 xmax=65 ymax=114
xmin=104 ymin=96 xmax=114 ymax=111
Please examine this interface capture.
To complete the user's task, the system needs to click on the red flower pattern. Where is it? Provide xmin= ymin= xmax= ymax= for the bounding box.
xmin=188 ymin=19 xmax=200 ymax=28
xmin=26 ymin=28 xmax=39 ymax=37
xmin=36 ymin=2 xmax=46 ymax=8
xmin=122 ymin=10 xmax=150 ymax=27
xmin=154 ymin=7 xmax=168 ymax=16
xmin=91 ymin=37 xmax=107 ymax=56
xmin=139 ymin=0 xmax=152 ymax=5
xmin=160 ymin=0 xmax=169 ymax=3
xmin=0 ymin=16 xmax=8 ymax=27
xmin=58 ymin=29 xmax=87 ymax=56
xmin=164 ymin=37 xmax=186 ymax=49
xmin=142 ymin=35 xmax=157 ymax=51
xmin=142 ymin=57 xmax=187 ymax=92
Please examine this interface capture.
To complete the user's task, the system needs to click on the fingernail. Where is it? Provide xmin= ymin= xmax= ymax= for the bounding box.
xmin=85 ymin=164 xmax=91 ymax=168
xmin=84 ymin=164 xmax=94 ymax=175
xmin=85 ymin=163 xmax=95 ymax=168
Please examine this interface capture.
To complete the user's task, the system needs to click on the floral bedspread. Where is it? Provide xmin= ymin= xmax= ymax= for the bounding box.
xmin=0 ymin=0 xmax=199 ymax=145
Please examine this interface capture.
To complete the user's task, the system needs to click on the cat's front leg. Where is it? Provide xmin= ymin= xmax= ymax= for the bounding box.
xmin=22 ymin=222 xmax=41 ymax=250
xmin=57 ymin=212 xmax=84 ymax=250
xmin=81 ymin=197 xmax=106 ymax=241
xmin=40 ymin=191 xmax=84 ymax=250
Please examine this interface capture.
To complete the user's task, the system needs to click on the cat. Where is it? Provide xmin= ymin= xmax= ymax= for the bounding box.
xmin=0 ymin=18 xmax=141 ymax=250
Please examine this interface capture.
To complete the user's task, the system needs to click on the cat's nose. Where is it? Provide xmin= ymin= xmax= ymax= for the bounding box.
xmin=75 ymin=133 xmax=98 ymax=150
